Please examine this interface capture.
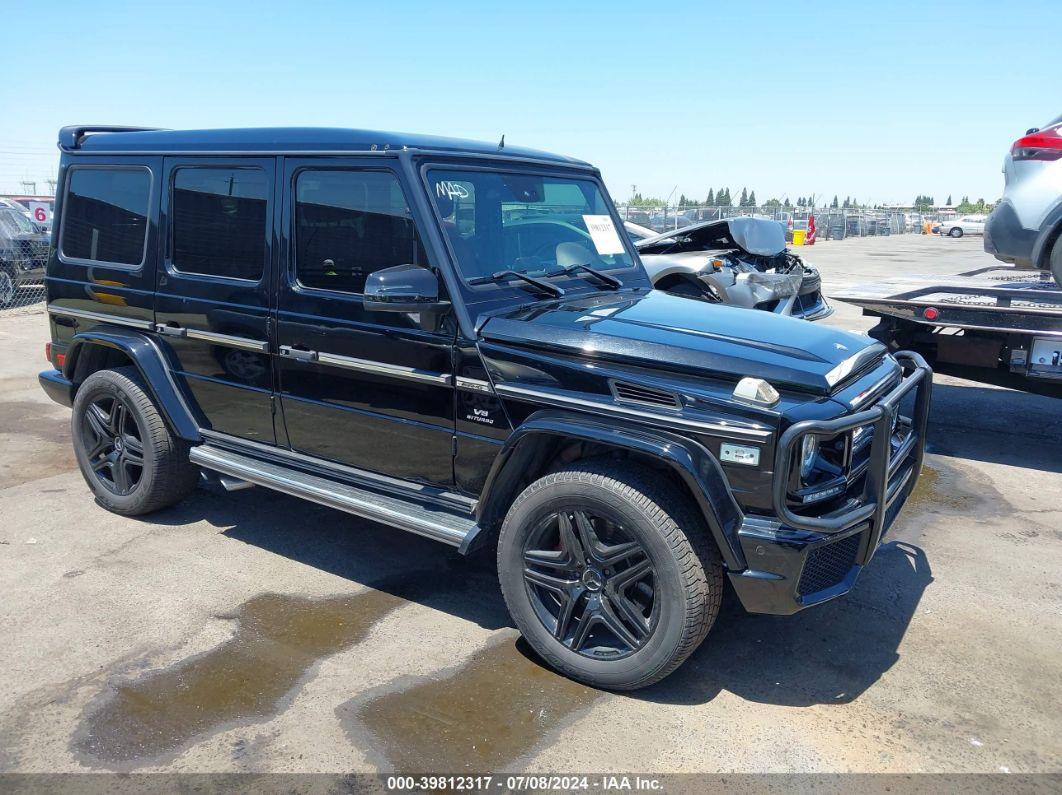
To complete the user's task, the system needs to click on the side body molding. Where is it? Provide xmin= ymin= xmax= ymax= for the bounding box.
xmin=477 ymin=410 xmax=747 ymax=571
xmin=64 ymin=327 xmax=202 ymax=442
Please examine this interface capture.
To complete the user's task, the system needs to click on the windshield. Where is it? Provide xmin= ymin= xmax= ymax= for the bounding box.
xmin=0 ymin=209 xmax=37 ymax=235
xmin=426 ymin=168 xmax=635 ymax=284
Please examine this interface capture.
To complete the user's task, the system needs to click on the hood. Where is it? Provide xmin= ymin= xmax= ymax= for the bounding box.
xmin=479 ymin=290 xmax=884 ymax=395
xmin=636 ymin=216 xmax=786 ymax=257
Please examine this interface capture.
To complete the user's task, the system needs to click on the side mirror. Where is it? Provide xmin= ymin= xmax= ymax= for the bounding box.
xmin=363 ymin=264 xmax=449 ymax=313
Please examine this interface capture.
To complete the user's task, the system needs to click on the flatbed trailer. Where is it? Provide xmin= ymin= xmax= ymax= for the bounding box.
xmin=834 ymin=266 xmax=1062 ymax=397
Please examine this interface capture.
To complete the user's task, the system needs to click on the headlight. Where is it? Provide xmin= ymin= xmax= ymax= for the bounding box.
xmin=799 ymin=435 xmax=819 ymax=480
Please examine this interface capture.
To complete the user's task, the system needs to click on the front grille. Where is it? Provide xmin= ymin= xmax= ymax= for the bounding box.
xmin=797 ymin=533 xmax=861 ymax=596
xmin=609 ymin=380 xmax=680 ymax=410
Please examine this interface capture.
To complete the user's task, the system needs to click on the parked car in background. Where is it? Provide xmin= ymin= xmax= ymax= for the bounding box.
xmin=940 ymin=215 xmax=986 ymax=237
xmin=985 ymin=113 xmax=1062 ymax=285
xmin=622 ymin=209 xmax=653 ymax=227
xmin=635 ymin=216 xmax=833 ymax=320
xmin=649 ymin=210 xmax=696 ymax=233
xmin=0 ymin=196 xmax=55 ymax=232
xmin=0 ymin=206 xmax=50 ymax=307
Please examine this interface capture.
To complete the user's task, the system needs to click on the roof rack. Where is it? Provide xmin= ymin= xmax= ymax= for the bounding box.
xmin=58 ymin=126 xmax=166 ymax=150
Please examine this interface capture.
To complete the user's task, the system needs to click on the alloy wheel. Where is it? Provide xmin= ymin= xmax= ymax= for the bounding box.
xmin=82 ymin=394 xmax=146 ymax=496
xmin=522 ymin=508 xmax=657 ymax=659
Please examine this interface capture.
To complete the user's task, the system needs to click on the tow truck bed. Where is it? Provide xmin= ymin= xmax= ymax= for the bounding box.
xmin=834 ymin=266 xmax=1062 ymax=396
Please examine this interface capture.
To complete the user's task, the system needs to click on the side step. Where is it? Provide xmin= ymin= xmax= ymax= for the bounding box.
xmin=189 ymin=445 xmax=480 ymax=550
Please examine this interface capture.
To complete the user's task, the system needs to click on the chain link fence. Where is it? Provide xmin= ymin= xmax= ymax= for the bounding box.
xmin=0 ymin=198 xmax=51 ymax=317
xmin=615 ymin=203 xmax=953 ymax=240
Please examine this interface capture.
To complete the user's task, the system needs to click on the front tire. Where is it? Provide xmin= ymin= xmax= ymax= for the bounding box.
xmin=71 ymin=367 xmax=200 ymax=515
xmin=0 ymin=267 xmax=15 ymax=307
xmin=949 ymin=227 xmax=963 ymax=238
xmin=497 ymin=460 xmax=722 ymax=690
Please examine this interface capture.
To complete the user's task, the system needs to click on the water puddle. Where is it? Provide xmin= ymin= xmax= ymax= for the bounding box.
xmin=0 ymin=400 xmax=76 ymax=487
xmin=343 ymin=636 xmax=602 ymax=772
xmin=906 ymin=462 xmax=976 ymax=513
xmin=75 ymin=586 xmax=410 ymax=766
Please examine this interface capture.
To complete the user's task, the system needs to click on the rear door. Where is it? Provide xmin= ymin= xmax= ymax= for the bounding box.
xmin=275 ymin=157 xmax=456 ymax=486
xmin=154 ymin=157 xmax=277 ymax=443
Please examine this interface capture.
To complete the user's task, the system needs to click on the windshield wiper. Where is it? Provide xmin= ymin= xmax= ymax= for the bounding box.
xmin=555 ymin=263 xmax=623 ymax=289
xmin=468 ymin=269 xmax=565 ymax=298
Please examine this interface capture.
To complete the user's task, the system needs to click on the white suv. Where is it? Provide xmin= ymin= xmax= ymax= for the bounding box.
xmin=985 ymin=113 xmax=1062 ymax=283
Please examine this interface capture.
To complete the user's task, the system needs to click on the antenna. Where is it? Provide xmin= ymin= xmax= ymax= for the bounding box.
xmin=498 ymin=134 xmax=505 ymax=150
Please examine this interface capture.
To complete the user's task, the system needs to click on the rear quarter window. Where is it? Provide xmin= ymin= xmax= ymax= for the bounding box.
xmin=60 ymin=167 xmax=151 ymax=267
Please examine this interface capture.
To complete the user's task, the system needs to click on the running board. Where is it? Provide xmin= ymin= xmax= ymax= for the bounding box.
xmin=189 ymin=445 xmax=480 ymax=550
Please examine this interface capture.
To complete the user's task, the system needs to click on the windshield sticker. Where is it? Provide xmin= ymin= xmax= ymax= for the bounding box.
xmin=582 ymin=215 xmax=625 ymax=255
xmin=436 ymin=181 xmax=470 ymax=200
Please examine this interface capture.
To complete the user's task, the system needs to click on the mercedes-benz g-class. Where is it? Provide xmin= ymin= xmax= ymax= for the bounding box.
xmin=39 ymin=126 xmax=931 ymax=690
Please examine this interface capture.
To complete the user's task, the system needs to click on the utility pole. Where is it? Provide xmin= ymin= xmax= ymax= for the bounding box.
xmin=20 ymin=180 xmax=36 ymax=195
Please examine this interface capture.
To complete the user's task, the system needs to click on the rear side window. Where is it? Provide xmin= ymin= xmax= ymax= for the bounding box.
xmin=61 ymin=167 xmax=150 ymax=266
xmin=294 ymin=169 xmax=426 ymax=294
xmin=171 ymin=167 xmax=268 ymax=281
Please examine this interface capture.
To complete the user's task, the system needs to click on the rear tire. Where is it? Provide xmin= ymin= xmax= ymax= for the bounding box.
xmin=71 ymin=367 xmax=200 ymax=516
xmin=1050 ymin=234 xmax=1062 ymax=289
xmin=497 ymin=459 xmax=723 ymax=690
xmin=949 ymin=227 xmax=963 ymax=238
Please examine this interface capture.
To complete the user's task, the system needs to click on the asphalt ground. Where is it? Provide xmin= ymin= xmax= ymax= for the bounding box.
xmin=0 ymin=233 xmax=1059 ymax=777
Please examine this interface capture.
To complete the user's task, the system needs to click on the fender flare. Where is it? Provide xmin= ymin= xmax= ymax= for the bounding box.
xmin=64 ymin=327 xmax=201 ymax=441
xmin=476 ymin=410 xmax=747 ymax=570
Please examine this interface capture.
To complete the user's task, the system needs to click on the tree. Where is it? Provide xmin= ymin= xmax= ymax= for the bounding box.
xmin=628 ymin=192 xmax=666 ymax=208
xmin=831 ymin=195 xmax=839 ymax=208
xmin=706 ymin=188 xmax=715 ymax=206
xmin=763 ymin=197 xmax=781 ymax=208
xmin=748 ymin=190 xmax=757 ymax=207
xmin=738 ymin=187 xmax=748 ymax=207
xmin=783 ymin=197 xmax=792 ymax=208
xmin=956 ymin=196 xmax=989 ymax=214
xmin=946 ymin=194 xmax=952 ymax=205
xmin=718 ymin=188 xmax=731 ymax=206
xmin=842 ymin=196 xmax=850 ymax=208
xmin=913 ymin=195 xmax=935 ymax=210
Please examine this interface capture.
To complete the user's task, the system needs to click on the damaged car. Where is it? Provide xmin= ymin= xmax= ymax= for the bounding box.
xmin=633 ymin=216 xmax=833 ymax=321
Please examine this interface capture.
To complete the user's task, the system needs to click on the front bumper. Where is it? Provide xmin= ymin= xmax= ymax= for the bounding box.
xmin=728 ymin=351 xmax=932 ymax=615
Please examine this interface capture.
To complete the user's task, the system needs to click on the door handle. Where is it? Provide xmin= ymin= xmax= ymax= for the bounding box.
xmin=155 ymin=322 xmax=187 ymax=337
xmin=279 ymin=344 xmax=319 ymax=363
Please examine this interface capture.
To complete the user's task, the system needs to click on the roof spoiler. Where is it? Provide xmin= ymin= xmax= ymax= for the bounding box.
xmin=58 ymin=125 xmax=165 ymax=150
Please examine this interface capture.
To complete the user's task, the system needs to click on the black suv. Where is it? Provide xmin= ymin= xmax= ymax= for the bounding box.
xmin=39 ymin=126 xmax=931 ymax=690
xmin=0 ymin=206 xmax=49 ymax=307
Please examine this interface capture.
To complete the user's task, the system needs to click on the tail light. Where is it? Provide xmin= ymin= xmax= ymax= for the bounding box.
xmin=45 ymin=342 xmax=65 ymax=369
xmin=1011 ymin=127 xmax=1062 ymax=161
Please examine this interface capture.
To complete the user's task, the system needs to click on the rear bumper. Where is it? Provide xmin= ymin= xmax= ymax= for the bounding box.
xmin=728 ymin=351 xmax=932 ymax=615
xmin=985 ymin=202 xmax=1037 ymax=268
xmin=39 ymin=369 xmax=74 ymax=407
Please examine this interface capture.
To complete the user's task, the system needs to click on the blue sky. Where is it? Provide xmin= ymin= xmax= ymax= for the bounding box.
xmin=3 ymin=0 xmax=1060 ymax=204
